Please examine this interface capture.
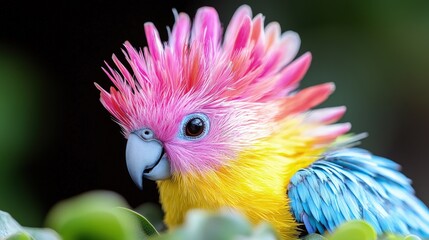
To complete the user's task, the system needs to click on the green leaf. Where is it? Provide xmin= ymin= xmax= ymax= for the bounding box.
xmin=117 ymin=207 xmax=159 ymax=236
xmin=403 ymin=235 xmax=422 ymax=240
xmin=152 ymin=229 xmax=187 ymax=240
xmin=135 ymin=202 xmax=165 ymax=232
xmin=45 ymin=190 xmax=145 ymax=240
xmin=303 ymin=233 xmax=328 ymax=240
xmin=23 ymin=228 xmax=61 ymax=240
xmin=0 ymin=211 xmax=24 ymax=238
xmin=6 ymin=232 xmax=33 ymax=240
xmin=327 ymin=220 xmax=376 ymax=240
xmin=248 ymin=222 xmax=279 ymax=240
xmin=151 ymin=208 xmax=277 ymax=240
xmin=379 ymin=233 xmax=405 ymax=240
xmin=0 ymin=211 xmax=60 ymax=240
xmin=184 ymin=209 xmax=252 ymax=240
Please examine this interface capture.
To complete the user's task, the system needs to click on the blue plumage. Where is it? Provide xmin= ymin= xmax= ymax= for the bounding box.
xmin=288 ymin=148 xmax=429 ymax=237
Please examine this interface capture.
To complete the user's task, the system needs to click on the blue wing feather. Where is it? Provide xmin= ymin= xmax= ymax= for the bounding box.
xmin=288 ymin=148 xmax=429 ymax=237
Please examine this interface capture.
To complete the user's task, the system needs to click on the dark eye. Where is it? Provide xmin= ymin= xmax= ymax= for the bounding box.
xmin=185 ymin=118 xmax=204 ymax=137
xmin=179 ymin=113 xmax=210 ymax=140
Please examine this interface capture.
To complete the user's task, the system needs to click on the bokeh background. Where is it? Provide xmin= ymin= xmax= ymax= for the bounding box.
xmin=1 ymin=0 xmax=428 ymax=227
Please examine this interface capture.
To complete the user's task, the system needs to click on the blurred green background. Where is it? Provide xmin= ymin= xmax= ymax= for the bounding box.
xmin=0 ymin=0 xmax=428 ymax=228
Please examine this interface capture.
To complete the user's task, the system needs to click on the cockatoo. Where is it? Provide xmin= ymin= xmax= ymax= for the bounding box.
xmin=95 ymin=5 xmax=429 ymax=239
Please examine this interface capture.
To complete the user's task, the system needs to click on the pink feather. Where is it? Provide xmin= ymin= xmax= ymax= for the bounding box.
xmin=96 ymin=5 xmax=350 ymax=173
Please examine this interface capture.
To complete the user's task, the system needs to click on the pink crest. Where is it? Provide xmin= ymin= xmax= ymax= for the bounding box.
xmin=95 ymin=5 xmax=349 ymax=172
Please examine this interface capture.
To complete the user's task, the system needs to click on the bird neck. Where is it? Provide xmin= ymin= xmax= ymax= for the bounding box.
xmin=157 ymin=119 xmax=327 ymax=239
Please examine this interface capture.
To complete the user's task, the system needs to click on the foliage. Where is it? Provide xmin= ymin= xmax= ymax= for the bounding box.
xmin=0 ymin=190 xmax=424 ymax=240
xmin=0 ymin=211 xmax=59 ymax=240
xmin=45 ymin=191 xmax=145 ymax=240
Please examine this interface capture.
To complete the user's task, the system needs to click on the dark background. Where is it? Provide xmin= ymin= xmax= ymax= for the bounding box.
xmin=1 ymin=0 xmax=428 ymax=227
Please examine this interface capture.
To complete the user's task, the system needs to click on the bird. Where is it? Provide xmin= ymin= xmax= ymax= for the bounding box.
xmin=95 ymin=5 xmax=429 ymax=239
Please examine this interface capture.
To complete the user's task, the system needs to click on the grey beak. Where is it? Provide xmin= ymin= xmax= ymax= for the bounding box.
xmin=126 ymin=131 xmax=171 ymax=189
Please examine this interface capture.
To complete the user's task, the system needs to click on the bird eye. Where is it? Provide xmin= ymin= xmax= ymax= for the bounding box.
xmin=179 ymin=113 xmax=210 ymax=140
xmin=185 ymin=118 xmax=204 ymax=137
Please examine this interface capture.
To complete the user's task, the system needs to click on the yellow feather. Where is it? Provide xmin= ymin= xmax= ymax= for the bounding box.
xmin=157 ymin=118 xmax=326 ymax=239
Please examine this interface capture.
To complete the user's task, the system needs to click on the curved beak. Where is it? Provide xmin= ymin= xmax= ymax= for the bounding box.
xmin=126 ymin=133 xmax=171 ymax=189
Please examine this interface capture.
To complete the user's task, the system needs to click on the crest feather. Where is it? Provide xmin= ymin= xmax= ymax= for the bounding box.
xmin=96 ymin=5 xmax=342 ymax=134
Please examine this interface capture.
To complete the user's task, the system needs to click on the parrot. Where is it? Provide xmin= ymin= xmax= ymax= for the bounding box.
xmin=95 ymin=5 xmax=429 ymax=239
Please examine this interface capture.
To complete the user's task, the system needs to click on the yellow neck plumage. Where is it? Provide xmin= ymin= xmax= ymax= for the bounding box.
xmin=157 ymin=119 xmax=326 ymax=239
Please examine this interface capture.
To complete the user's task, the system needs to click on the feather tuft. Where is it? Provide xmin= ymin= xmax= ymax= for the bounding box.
xmin=96 ymin=5 xmax=341 ymax=138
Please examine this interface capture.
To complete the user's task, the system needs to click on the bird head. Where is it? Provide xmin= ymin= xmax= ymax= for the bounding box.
xmin=95 ymin=5 xmax=349 ymax=189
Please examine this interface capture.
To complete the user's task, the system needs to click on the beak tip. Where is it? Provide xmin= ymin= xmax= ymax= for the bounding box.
xmin=132 ymin=175 xmax=144 ymax=190
xmin=128 ymin=168 xmax=144 ymax=190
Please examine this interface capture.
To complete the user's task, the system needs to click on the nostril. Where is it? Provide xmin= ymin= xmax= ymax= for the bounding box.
xmin=140 ymin=128 xmax=154 ymax=140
